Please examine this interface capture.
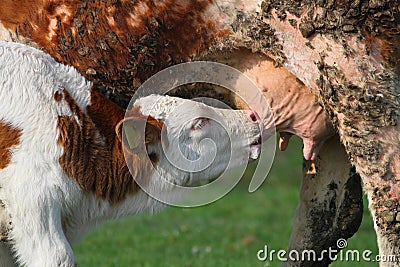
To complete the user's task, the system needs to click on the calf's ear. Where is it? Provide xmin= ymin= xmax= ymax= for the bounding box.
xmin=115 ymin=117 xmax=146 ymax=152
xmin=115 ymin=116 xmax=168 ymax=153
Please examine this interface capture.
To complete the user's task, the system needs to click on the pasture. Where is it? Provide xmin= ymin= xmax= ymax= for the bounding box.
xmin=74 ymin=137 xmax=378 ymax=267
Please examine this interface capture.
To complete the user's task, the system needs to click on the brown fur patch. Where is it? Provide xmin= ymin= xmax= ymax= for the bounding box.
xmin=0 ymin=120 xmax=21 ymax=169
xmin=87 ymin=87 xmax=125 ymax=145
xmin=364 ymin=30 xmax=400 ymax=77
xmin=0 ymin=0 xmax=36 ymax=31
xmin=53 ymin=91 xmax=62 ymax=102
xmin=57 ymin=88 xmax=163 ymax=204
xmin=0 ymin=0 xmax=229 ymax=93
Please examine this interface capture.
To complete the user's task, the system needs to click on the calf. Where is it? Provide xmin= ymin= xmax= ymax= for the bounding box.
xmin=0 ymin=41 xmax=262 ymax=267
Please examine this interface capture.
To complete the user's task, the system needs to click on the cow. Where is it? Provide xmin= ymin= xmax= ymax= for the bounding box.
xmin=0 ymin=41 xmax=263 ymax=267
xmin=1 ymin=0 xmax=394 ymax=266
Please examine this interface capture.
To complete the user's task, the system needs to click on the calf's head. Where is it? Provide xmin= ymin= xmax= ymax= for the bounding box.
xmin=116 ymin=95 xmax=262 ymax=187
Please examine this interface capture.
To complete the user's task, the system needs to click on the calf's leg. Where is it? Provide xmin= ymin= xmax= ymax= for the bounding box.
xmin=4 ymin=166 xmax=76 ymax=267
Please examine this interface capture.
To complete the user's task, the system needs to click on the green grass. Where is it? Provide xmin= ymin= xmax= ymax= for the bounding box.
xmin=74 ymin=137 xmax=378 ymax=267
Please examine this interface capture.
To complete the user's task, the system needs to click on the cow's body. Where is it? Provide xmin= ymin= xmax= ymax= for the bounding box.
xmin=0 ymin=1 xmax=336 ymax=158
xmin=261 ymin=3 xmax=400 ymax=266
xmin=0 ymin=41 xmax=262 ymax=266
xmin=1 ymin=0 xmax=397 ymax=266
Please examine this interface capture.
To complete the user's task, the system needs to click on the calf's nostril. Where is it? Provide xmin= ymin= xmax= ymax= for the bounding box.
xmin=250 ymin=113 xmax=257 ymax=122
xmin=245 ymin=110 xmax=259 ymax=123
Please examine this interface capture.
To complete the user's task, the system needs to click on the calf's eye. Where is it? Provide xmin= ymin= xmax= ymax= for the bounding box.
xmin=191 ymin=117 xmax=209 ymax=130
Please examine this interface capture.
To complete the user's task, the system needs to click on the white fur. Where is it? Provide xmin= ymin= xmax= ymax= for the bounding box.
xmin=0 ymin=41 xmax=261 ymax=266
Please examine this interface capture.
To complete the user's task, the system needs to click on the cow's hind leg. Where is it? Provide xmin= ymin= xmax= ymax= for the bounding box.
xmin=284 ymin=136 xmax=363 ymax=267
xmin=363 ymin=169 xmax=400 ymax=266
